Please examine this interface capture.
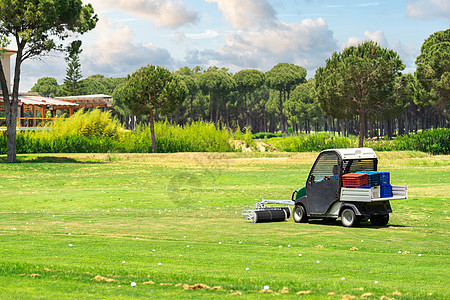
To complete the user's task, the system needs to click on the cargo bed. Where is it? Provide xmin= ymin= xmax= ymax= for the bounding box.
xmin=340 ymin=186 xmax=407 ymax=202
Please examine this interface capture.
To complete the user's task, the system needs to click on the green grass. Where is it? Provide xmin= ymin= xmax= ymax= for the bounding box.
xmin=0 ymin=152 xmax=449 ymax=299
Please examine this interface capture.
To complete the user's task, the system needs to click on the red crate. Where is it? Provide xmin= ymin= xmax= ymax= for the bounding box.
xmin=342 ymin=173 xmax=369 ymax=188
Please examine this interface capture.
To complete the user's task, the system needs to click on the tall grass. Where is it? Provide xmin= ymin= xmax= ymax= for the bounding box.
xmin=44 ymin=108 xmax=122 ymax=140
xmin=123 ymin=121 xmax=235 ymax=153
xmin=10 ymin=109 xmax=122 ymax=154
xmin=267 ymin=134 xmax=357 ymax=152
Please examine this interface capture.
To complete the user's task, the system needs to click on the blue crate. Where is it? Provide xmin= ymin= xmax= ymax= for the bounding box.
xmin=380 ymin=184 xmax=392 ymax=198
xmin=379 ymin=172 xmax=390 ymax=185
xmin=356 ymin=171 xmax=381 ymax=187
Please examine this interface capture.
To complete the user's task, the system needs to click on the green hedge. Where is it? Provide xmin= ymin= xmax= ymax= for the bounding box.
xmin=253 ymin=132 xmax=282 ymax=139
xmin=366 ymin=128 xmax=449 ymax=155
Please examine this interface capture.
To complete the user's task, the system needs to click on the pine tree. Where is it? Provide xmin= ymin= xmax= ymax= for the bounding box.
xmin=63 ymin=40 xmax=83 ymax=96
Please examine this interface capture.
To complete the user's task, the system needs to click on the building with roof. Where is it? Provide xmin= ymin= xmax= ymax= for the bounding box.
xmin=0 ymin=50 xmax=113 ymax=129
xmin=56 ymin=94 xmax=113 ymax=109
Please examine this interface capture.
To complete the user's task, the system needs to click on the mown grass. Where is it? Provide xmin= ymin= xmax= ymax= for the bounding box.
xmin=0 ymin=152 xmax=448 ymax=299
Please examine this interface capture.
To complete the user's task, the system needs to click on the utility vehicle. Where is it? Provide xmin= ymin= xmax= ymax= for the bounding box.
xmin=243 ymin=148 xmax=408 ymax=227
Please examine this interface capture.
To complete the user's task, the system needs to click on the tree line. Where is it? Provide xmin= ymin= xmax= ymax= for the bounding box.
xmin=31 ymin=29 xmax=449 ymax=144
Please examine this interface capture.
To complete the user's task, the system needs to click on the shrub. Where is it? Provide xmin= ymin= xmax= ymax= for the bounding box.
xmin=253 ymin=132 xmax=282 ymax=139
xmin=45 ymin=109 xmax=122 ymax=140
xmin=267 ymin=134 xmax=355 ymax=152
xmin=243 ymin=127 xmax=256 ymax=148
xmin=394 ymin=128 xmax=449 ymax=155
xmin=0 ymin=133 xmax=5 ymax=154
xmin=122 ymin=121 xmax=235 ymax=153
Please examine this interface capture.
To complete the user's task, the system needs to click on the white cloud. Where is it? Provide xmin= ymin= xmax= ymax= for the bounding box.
xmin=363 ymin=30 xmax=388 ymax=47
xmin=82 ymin=16 xmax=174 ymax=77
xmin=19 ymin=54 xmax=67 ymax=92
xmin=356 ymin=1 xmax=382 ymax=7
xmin=342 ymin=30 xmax=388 ymax=48
xmin=189 ymin=18 xmax=337 ymax=75
xmin=185 ymin=30 xmax=221 ymax=40
xmin=391 ymin=40 xmax=418 ymax=74
xmin=205 ymin=0 xmax=276 ymax=29
xmin=341 ymin=32 xmax=418 ymax=75
xmin=90 ymin=0 xmax=199 ymax=28
xmin=342 ymin=36 xmax=364 ymax=49
xmin=406 ymin=0 xmax=450 ymax=20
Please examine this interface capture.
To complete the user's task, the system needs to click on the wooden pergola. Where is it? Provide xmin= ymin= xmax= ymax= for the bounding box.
xmin=0 ymin=93 xmax=79 ymax=128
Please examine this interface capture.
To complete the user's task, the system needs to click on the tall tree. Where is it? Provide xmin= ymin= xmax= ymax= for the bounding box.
xmin=117 ymin=65 xmax=188 ymax=153
xmin=234 ymin=69 xmax=265 ymax=129
xmin=176 ymin=66 xmax=200 ymax=124
xmin=198 ymin=67 xmax=235 ymax=127
xmin=0 ymin=0 xmax=97 ymax=162
xmin=315 ymin=41 xmax=405 ymax=147
xmin=415 ymin=29 xmax=449 ymax=117
xmin=265 ymin=63 xmax=307 ymax=133
xmin=79 ymin=74 xmax=125 ymax=95
xmin=286 ymin=79 xmax=322 ymax=133
xmin=30 ymin=77 xmax=61 ymax=97
xmin=63 ymin=40 xmax=83 ymax=96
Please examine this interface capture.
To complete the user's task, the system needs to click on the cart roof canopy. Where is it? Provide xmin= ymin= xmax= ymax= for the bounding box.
xmin=324 ymin=148 xmax=377 ymax=160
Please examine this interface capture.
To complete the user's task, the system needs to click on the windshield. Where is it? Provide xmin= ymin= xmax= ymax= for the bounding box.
xmin=343 ymin=159 xmax=377 ymax=174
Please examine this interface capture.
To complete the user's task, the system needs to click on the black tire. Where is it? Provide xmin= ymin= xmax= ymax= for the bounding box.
xmin=282 ymin=207 xmax=291 ymax=219
xmin=293 ymin=205 xmax=308 ymax=223
xmin=370 ymin=214 xmax=389 ymax=226
xmin=340 ymin=208 xmax=360 ymax=227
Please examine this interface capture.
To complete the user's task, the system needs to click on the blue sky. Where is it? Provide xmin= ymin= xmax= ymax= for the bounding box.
xmin=19 ymin=0 xmax=449 ymax=91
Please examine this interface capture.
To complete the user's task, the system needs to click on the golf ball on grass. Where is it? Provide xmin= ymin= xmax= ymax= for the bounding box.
xmin=131 ymin=282 xmax=136 ymax=287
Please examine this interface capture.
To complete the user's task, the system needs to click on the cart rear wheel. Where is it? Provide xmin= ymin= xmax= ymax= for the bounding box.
xmin=370 ymin=214 xmax=389 ymax=226
xmin=293 ymin=205 xmax=308 ymax=223
xmin=341 ymin=208 xmax=360 ymax=227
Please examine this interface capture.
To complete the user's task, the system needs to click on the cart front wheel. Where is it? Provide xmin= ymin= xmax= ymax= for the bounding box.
xmin=293 ymin=205 xmax=308 ymax=223
xmin=370 ymin=214 xmax=389 ymax=226
xmin=341 ymin=208 xmax=360 ymax=227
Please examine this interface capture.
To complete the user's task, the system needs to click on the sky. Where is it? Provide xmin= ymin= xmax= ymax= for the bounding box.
xmin=16 ymin=0 xmax=450 ymax=92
